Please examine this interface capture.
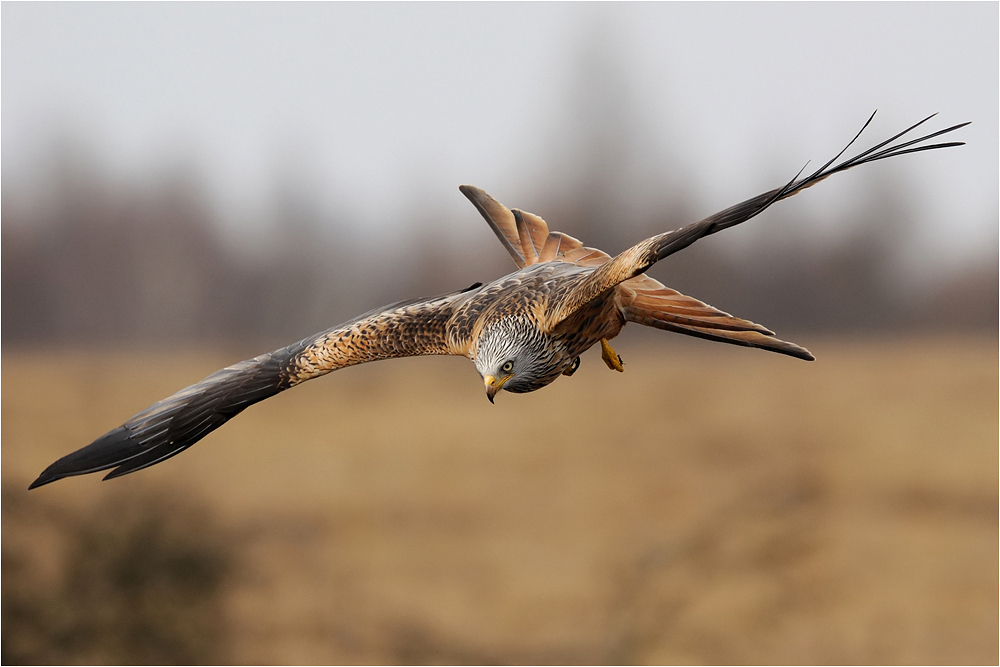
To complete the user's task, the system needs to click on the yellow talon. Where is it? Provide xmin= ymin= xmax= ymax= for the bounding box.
xmin=600 ymin=338 xmax=625 ymax=372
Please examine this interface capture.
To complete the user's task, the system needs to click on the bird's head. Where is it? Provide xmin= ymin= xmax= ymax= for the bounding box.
xmin=474 ymin=318 xmax=556 ymax=402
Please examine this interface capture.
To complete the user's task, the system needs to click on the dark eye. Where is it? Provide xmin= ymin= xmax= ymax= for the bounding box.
xmin=501 ymin=361 xmax=514 ymax=373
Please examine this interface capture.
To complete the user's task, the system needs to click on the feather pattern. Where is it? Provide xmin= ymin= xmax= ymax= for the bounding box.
xmin=29 ymin=285 xmax=483 ymax=488
xmin=30 ymin=113 xmax=965 ymax=488
xmin=619 ymin=275 xmax=813 ymax=360
xmin=459 ymin=186 xmax=596 ymax=268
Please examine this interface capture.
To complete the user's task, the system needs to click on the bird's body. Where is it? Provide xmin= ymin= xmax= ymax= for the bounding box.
xmin=29 ymin=113 xmax=968 ymax=489
xmin=466 ymin=261 xmax=625 ymax=394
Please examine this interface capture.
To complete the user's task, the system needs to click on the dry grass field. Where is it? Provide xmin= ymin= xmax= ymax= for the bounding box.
xmin=3 ymin=337 xmax=997 ymax=664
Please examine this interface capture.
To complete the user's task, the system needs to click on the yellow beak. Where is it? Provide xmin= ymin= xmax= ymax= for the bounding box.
xmin=484 ymin=374 xmax=510 ymax=403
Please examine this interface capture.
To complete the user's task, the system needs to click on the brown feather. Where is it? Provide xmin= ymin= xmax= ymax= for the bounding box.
xmin=619 ymin=275 xmax=812 ymax=360
xmin=30 ymin=285 xmax=483 ymax=487
xmin=458 ymin=185 xmax=526 ymax=268
xmin=548 ymin=231 xmax=583 ymax=258
xmin=512 ymin=210 xmax=540 ymax=264
xmin=461 ymin=186 xmax=598 ymax=269
xmin=622 ymin=275 xmax=773 ymax=334
xmin=512 ymin=209 xmax=550 ymax=263
xmin=559 ymin=245 xmax=611 ymax=267
xmin=538 ymin=232 xmax=564 ymax=263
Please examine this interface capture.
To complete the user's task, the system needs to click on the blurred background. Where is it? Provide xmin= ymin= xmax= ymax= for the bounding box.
xmin=3 ymin=3 xmax=996 ymax=664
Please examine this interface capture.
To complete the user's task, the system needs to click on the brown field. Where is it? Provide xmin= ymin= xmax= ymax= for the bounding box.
xmin=3 ymin=337 xmax=997 ymax=664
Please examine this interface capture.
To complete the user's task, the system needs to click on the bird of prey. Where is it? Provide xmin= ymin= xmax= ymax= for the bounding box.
xmin=29 ymin=113 xmax=967 ymax=489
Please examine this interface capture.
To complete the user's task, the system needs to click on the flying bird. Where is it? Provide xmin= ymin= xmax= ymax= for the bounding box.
xmin=29 ymin=113 xmax=967 ymax=489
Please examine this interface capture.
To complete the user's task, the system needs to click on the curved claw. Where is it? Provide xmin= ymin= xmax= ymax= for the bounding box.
xmin=562 ymin=357 xmax=581 ymax=376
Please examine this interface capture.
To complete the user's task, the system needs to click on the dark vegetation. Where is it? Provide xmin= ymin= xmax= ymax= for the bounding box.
xmin=2 ymin=484 xmax=240 ymax=665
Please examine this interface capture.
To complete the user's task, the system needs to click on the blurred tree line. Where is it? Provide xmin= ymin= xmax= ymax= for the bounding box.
xmin=4 ymin=35 xmax=993 ymax=349
xmin=1 ymin=164 xmax=995 ymax=349
xmin=3 ymin=148 xmax=995 ymax=350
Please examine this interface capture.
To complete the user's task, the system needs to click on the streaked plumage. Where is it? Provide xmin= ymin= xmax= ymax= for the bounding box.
xmin=29 ymin=113 xmax=967 ymax=488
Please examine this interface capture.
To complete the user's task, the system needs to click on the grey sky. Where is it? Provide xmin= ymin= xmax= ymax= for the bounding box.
xmin=2 ymin=3 xmax=997 ymax=267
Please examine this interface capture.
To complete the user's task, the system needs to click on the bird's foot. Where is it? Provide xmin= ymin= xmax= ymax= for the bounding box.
xmin=562 ymin=357 xmax=581 ymax=376
xmin=600 ymin=338 xmax=625 ymax=372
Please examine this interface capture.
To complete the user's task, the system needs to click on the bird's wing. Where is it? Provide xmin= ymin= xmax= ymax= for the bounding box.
xmin=459 ymin=185 xmax=813 ymax=358
xmin=619 ymin=274 xmax=813 ymax=360
xmin=29 ymin=284 xmax=482 ymax=488
xmin=546 ymin=113 xmax=969 ymax=329
xmin=459 ymin=185 xmax=612 ymax=269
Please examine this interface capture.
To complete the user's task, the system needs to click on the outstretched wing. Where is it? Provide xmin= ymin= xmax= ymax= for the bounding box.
xmin=29 ymin=284 xmax=483 ymax=488
xmin=547 ymin=113 xmax=969 ymax=327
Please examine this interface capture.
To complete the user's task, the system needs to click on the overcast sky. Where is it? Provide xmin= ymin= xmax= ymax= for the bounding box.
xmin=2 ymin=3 xmax=997 ymax=268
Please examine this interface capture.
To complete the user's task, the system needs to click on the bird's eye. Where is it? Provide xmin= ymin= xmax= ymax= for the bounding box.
xmin=501 ymin=361 xmax=514 ymax=373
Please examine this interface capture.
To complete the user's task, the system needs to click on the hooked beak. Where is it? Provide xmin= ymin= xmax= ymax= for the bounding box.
xmin=484 ymin=374 xmax=510 ymax=403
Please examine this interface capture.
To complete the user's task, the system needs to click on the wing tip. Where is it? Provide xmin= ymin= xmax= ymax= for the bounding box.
xmin=757 ymin=338 xmax=815 ymax=361
xmin=459 ymin=184 xmax=488 ymax=201
xmin=27 ymin=474 xmax=55 ymax=490
xmin=794 ymin=348 xmax=816 ymax=362
xmin=27 ymin=426 xmax=140 ymax=489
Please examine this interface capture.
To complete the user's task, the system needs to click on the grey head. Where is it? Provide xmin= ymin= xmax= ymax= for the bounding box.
xmin=474 ymin=317 xmax=566 ymax=402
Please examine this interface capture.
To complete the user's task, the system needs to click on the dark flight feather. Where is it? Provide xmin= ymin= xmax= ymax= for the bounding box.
xmin=29 ymin=285 xmax=482 ymax=488
xmin=550 ymin=113 xmax=969 ymax=326
xmin=29 ymin=346 xmax=300 ymax=488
